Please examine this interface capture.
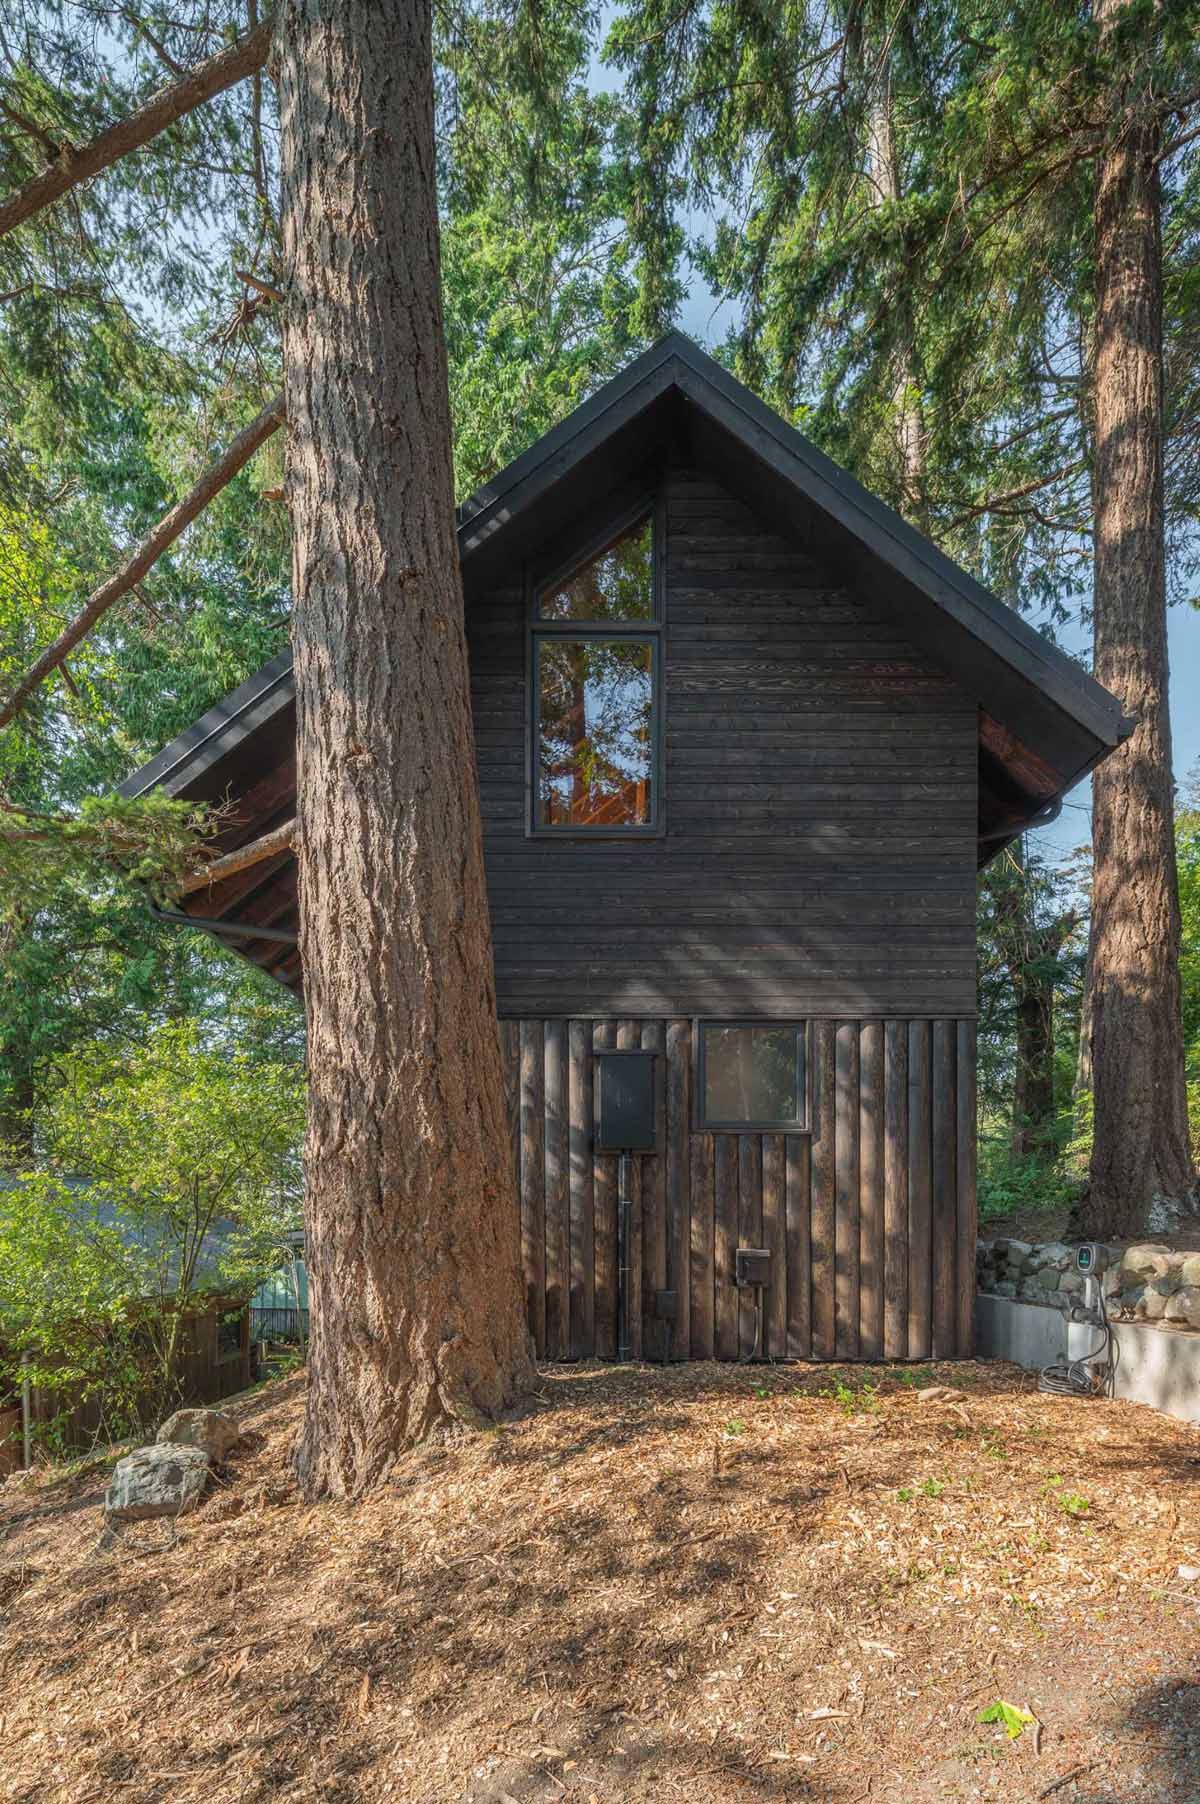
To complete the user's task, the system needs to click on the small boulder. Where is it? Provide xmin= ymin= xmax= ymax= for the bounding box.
xmin=1180 ymin=1254 xmax=1200 ymax=1289
xmin=1058 ymin=1270 xmax=1085 ymax=1296
xmin=1122 ymin=1244 xmax=1174 ymax=1281
xmin=1030 ymin=1242 xmax=1073 ymax=1271
xmin=156 ymin=1407 xmax=241 ymax=1462
xmin=105 ymin=1444 xmax=209 ymax=1523
xmin=993 ymin=1280 xmax=1017 ymax=1298
xmin=1163 ymin=1286 xmax=1200 ymax=1329
xmin=1035 ymin=1265 xmax=1063 ymax=1292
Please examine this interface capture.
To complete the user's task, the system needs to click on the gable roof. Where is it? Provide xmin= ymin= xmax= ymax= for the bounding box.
xmin=121 ymin=332 xmax=1129 ymax=987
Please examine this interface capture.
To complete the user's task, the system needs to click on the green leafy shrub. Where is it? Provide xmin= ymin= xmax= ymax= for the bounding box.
xmin=977 ymin=1135 xmax=1083 ymax=1222
xmin=0 ymin=1019 xmax=303 ymax=1448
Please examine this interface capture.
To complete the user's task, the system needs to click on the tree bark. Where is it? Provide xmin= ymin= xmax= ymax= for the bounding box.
xmin=278 ymin=0 xmax=531 ymax=1499
xmin=0 ymin=20 xmax=273 ymax=239
xmin=0 ymin=395 xmax=283 ymax=729
xmin=1080 ymin=0 xmax=1195 ymax=1237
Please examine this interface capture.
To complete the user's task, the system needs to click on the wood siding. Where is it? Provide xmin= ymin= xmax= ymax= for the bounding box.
xmin=467 ymin=469 xmax=978 ymax=1021
xmin=503 ymin=1015 xmax=976 ymax=1362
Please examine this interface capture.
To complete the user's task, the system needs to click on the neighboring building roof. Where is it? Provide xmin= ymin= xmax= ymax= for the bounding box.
xmin=121 ymin=331 xmax=1130 ymax=991
xmin=0 ymin=1172 xmax=246 ymax=1312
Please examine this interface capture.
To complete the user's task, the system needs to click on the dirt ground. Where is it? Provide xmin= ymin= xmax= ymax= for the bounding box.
xmin=1 ymin=1359 xmax=1199 ymax=1804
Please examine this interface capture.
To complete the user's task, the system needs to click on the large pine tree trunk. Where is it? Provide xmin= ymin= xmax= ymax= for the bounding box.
xmin=277 ymin=0 xmax=531 ymax=1499
xmin=1080 ymin=0 xmax=1195 ymax=1237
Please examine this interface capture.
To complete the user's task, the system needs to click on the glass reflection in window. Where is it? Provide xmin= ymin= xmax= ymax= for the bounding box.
xmin=536 ymin=637 xmax=654 ymax=828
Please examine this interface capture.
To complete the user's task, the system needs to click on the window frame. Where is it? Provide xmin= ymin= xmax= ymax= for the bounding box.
xmin=693 ymin=1019 xmax=812 ymax=1134
xmin=526 ymin=495 xmax=666 ymax=840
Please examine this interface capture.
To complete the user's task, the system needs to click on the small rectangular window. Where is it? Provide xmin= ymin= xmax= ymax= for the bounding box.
xmin=698 ymin=1022 xmax=809 ymax=1131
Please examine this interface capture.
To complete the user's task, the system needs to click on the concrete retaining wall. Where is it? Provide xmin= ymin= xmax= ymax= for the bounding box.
xmin=976 ymin=1294 xmax=1200 ymax=1427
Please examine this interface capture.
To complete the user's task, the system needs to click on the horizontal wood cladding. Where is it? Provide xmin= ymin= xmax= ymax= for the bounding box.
xmin=500 ymin=1015 xmax=977 ymax=1363
xmin=467 ymin=469 xmax=977 ymax=1019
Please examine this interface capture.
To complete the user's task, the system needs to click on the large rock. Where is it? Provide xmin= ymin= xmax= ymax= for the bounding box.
xmin=1180 ymin=1255 xmax=1200 ymax=1289
xmin=105 ymin=1444 xmax=209 ymax=1522
xmin=993 ymin=1239 xmax=1033 ymax=1264
xmin=1030 ymin=1242 xmax=1073 ymax=1272
xmin=156 ymin=1407 xmax=241 ymax=1462
xmin=1122 ymin=1244 xmax=1174 ymax=1282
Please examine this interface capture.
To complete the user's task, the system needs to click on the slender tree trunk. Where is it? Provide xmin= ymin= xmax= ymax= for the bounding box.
xmin=278 ymin=0 xmax=531 ymax=1499
xmin=1080 ymin=0 xmax=1195 ymax=1237
xmin=1011 ymin=987 xmax=1056 ymax=1160
xmin=0 ymin=1049 xmax=34 ymax=1156
xmin=1073 ymin=915 xmax=1094 ymax=1110
xmin=865 ymin=73 xmax=924 ymax=523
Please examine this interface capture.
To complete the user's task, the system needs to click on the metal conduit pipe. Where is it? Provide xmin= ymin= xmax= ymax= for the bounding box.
xmin=978 ymin=795 xmax=1063 ymax=845
xmin=148 ymin=903 xmax=299 ymax=945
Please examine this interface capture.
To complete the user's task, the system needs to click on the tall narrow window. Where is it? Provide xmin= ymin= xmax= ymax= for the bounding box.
xmin=531 ymin=512 xmax=661 ymax=834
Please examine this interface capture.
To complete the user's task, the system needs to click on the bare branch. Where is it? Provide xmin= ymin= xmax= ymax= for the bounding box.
xmin=0 ymin=394 xmax=284 ymax=729
xmin=0 ymin=18 xmax=272 ymax=239
xmin=236 ymin=266 xmax=283 ymax=302
xmin=177 ymin=816 xmax=296 ymax=894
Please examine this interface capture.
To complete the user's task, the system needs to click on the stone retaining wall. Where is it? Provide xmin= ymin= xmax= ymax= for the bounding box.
xmin=977 ymin=1238 xmax=1200 ymax=1328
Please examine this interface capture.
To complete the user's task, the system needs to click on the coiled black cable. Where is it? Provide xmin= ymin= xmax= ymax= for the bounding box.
xmin=1038 ymin=1279 xmax=1115 ymax=1397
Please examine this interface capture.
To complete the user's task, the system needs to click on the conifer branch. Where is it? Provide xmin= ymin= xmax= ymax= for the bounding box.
xmin=0 ymin=394 xmax=284 ymax=730
xmin=0 ymin=18 xmax=272 ymax=239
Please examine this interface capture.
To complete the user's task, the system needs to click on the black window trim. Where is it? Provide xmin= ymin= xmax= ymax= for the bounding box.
xmin=693 ymin=1018 xmax=813 ymax=1134
xmin=526 ymin=494 xmax=666 ymax=840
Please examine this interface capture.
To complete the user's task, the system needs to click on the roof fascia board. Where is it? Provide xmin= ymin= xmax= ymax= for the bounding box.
xmin=119 ymin=647 xmax=296 ymax=799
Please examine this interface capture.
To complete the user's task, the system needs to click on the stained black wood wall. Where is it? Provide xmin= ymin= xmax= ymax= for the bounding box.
xmin=500 ymin=1016 xmax=977 ymax=1363
xmin=467 ymin=468 xmax=979 ymax=1021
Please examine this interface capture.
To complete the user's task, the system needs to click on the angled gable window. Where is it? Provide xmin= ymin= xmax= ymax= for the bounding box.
xmin=531 ymin=510 xmax=662 ymax=834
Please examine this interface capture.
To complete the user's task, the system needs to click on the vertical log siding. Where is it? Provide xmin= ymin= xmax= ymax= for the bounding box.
xmin=502 ymin=1015 xmax=976 ymax=1362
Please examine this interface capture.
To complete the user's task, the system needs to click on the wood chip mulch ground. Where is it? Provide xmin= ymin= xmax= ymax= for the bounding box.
xmin=1 ymin=1359 xmax=1199 ymax=1803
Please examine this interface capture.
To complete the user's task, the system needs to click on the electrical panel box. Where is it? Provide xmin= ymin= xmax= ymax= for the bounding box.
xmin=596 ymin=1051 xmax=657 ymax=1152
xmin=735 ymin=1247 xmax=771 ymax=1288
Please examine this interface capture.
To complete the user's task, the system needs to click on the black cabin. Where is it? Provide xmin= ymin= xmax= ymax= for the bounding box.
xmin=123 ymin=334 xmax=1127 ymax=1365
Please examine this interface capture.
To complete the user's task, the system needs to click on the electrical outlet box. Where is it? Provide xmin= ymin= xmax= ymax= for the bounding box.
xmin=650 ymin=1289 xmax=678 ymax=1322
xmin=595 ymin=1051 xmax=657 ymax=1152
xmin=735 ymin=1247 xmax=771 ymax=1288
